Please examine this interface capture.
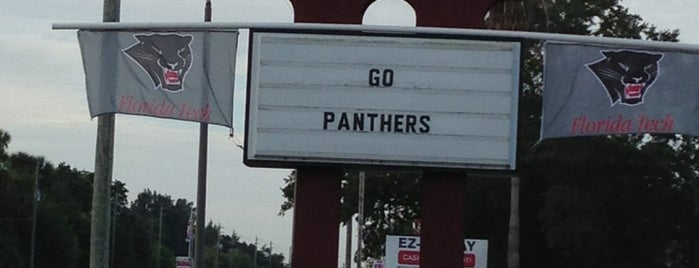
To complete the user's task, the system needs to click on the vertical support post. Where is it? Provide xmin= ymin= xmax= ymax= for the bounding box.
xmin=344 ymin=219 xmax=352 ymax=268
xmin=356 ymin=171 xmax=365 ymax=268
xmin=195 ymin=123 xmax=208 ymax=268
xmin=90 ymin=114 xmax=115 ymax=268
xmin=194 ymin=2 xmax=212 ymax=268
xmin=420 ymin=171 xmax=465 ymax=268
xmin=110 ymin=202 xmax=117 ymax=268
xmin=403 ymin=1 xmax=506 ymax=267
xmin=286 ymin=3 xmax=358 ymax=267
xmin=508 ymin=176 xmax=520 ymax=268
xmin=90 ymin=0 xmax=119 ymax=266
xmin=291 ymin=167 xmax=341 ymax=268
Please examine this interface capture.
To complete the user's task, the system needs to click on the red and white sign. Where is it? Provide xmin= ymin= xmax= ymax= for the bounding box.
xmin=384 ymin=235 xmax=487 ymax=268
xmin=175 ymin=256 xmax=192 ymax=268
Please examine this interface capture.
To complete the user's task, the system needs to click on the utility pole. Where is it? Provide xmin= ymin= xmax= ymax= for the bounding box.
xmin=157 ymin=205 xmax=163 ymax=268
xmin=215 ymin=224 xmax=220 ymax=268
xmin=195 ymin=2 xmax=211 ymax=268
xmin=110 ymin=200 xmax=118 ymax=268
xmin=268 ymin=241 xmax=273 ymax=268
xmin=229 ymin=231 xmax=235 ymax=268
xmin=29 ymin=159 xmax=41 ymax=268
xmin=254 ymin=237 xmax=258 ymax=266
xmin=90 ymin=1 xmax=119 ymax=267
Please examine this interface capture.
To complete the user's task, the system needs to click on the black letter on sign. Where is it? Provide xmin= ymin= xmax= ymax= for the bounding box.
xmin=369 ymin=69 xmax=381 ymax=86
xmin=419 ymin=115 xmax=431 ymax=133
xmin=369 ymin=69 xmax=394 ymax=87
xmin=323 ymin=112 xmax=335 ymax=130
xmin=382 ymin=69 xmax=394 ymax=87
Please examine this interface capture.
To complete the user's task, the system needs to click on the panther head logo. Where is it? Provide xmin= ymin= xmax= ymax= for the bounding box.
xmin=586 ymin=50 xmax=663 ymax=106
xmin=123 ymin=34 xmax=193 ymax=93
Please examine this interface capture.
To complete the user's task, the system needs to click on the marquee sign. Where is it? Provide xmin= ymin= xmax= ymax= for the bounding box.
xmin=244 ymin=30 xmax=520 ymax=169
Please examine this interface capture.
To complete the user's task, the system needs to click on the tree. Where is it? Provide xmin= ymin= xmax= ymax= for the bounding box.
xmin=0 ymin=129 xmax=289 ymax=267
xmin=485 ymin=1 xmax=691 ymax=268
xmin=113 ymin=189 xmax=194 ymax=267
xmin=0 ymin=129 xmax=9 ymax=162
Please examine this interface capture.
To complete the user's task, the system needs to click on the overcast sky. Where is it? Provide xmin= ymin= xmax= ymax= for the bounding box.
xmin=0 ymin=0 xmax=697 ymax=264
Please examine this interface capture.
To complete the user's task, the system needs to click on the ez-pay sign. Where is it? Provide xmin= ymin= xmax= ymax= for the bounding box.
xmin=386 ymin=235 xmax=488 ymax=268
xmin=398 ymin=237 xmax=478 ymax=251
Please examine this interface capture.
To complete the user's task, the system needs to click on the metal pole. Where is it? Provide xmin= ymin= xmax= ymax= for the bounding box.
xmin=507 ymin=176 xmax=520 ymax=268
xmin=268 ymin=242 xmax=273 ymax=268
xmin=356 ymin=171 xmax=365 ymax=268
xmin=195 ymin=2 xmax=211 ymax=268
xmin=29 ymin=160 xmax=41 ymax=268
xmin=344 ymin=219 xmax=352 ymax=268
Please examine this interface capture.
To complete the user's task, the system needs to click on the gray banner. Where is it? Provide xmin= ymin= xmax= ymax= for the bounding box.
xmin=542 ymin=42 xmax=699 ymax=139
xmin=78 ymin=30 xmax=237 ymax=127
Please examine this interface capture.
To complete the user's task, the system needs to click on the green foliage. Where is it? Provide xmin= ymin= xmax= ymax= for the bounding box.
xmin=229 ymin=248 xmax=255 ymax=268
xmin=0 ymin=128 xmax=288 ymax=267
xmin=518 ymin=137 xmax=693 ymax=267
xmin=0 ymin=129 xmax=9 ymax=163
xmin=347 ymin=171 xmax=422 ymax=258
xmin=0 ymin=151 xmax=93 ymax=267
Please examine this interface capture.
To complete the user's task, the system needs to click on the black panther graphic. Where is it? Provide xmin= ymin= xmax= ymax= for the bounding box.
xmin=586 ymin=50 xmax=663 ymax=106
xmin=123 ymin=34 xmax=193 ymax=92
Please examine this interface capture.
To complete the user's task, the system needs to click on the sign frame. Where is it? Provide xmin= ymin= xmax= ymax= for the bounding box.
xmin=244 ymin=28 xmax=522 ymax=170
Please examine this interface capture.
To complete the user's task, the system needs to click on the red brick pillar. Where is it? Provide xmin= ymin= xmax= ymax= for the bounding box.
xmin=287 ymin=2 xmax=373 ymax=268
xmin=290 ymin=167 xmax=342 ymax=268
xmin=290 ymin=0 xmax=374 ymax=24
xmin=420 ymin=171 xmax=467 ymax=268
xmin=405 ymin=0 xmax=504 ymax=28
xmin=402 ymin=1 xmax=506 ymax=267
